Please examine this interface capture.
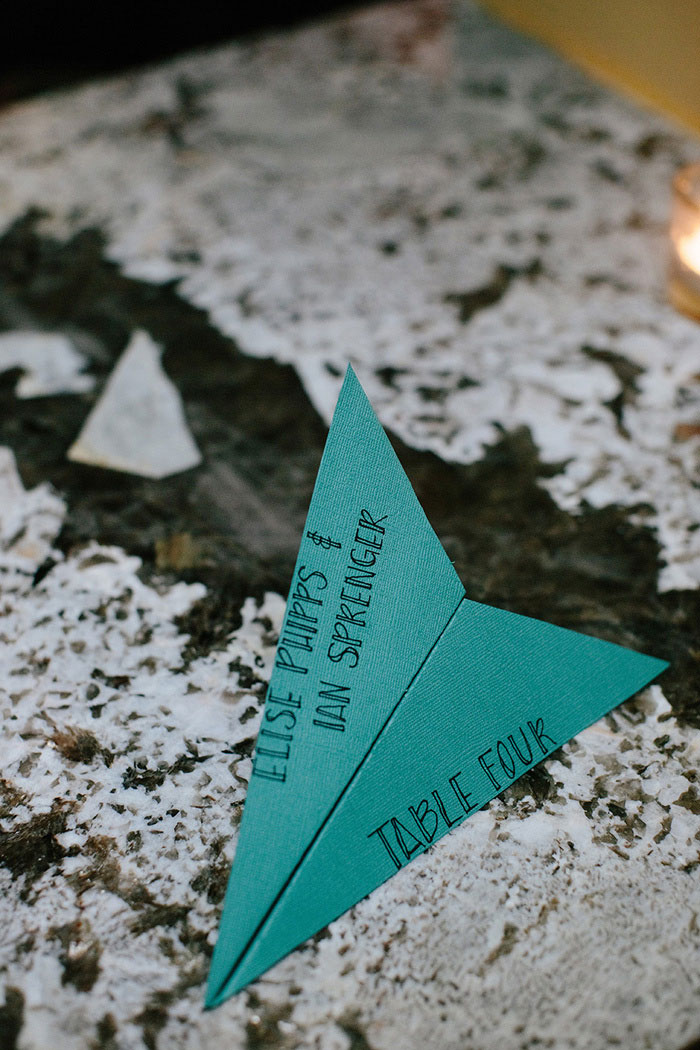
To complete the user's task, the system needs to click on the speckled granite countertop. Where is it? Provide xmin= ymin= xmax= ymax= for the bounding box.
xmin=0 ymin=2 xmax=699 ymax=1048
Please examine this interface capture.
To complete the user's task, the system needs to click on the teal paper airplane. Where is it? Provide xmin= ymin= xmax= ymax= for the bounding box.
xmin=206 ymin=365 xmax=668 ymax=1007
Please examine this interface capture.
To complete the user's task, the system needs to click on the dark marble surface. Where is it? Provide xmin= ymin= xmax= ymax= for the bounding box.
xmin=0 ymin=3 xmax=699 ymax=1048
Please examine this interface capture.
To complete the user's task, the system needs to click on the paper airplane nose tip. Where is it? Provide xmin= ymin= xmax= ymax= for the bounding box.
xmin=204 ymin=976 xmax=233 ymax=1010
xmin=206 ymin=940 xmax=262 ymax=1007
xmin=205 ymin=966 xmax=253 ymax=1008
xmin=205 ymin=958 xmax=233 ymax=1009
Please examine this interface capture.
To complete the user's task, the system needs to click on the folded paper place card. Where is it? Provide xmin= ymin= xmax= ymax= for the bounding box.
xmin=205 ymin=365 xmax=668 ymax=1007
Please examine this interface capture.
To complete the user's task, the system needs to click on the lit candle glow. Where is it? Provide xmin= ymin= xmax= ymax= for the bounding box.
xmin=677 ymin=228 xmax=700 ymax=274
xmin=669 ymin=162 xmax=700 ymax=320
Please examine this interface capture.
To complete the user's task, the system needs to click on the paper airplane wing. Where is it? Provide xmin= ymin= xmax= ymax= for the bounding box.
xmin=206 ymin=366 xmax=465 ymax=1006
xmin=215 ymin=599 xmax=667 ymax=994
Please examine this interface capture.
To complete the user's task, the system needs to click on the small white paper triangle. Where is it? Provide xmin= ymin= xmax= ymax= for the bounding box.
xmin=68 ymin=330 xmax=201 ymax=479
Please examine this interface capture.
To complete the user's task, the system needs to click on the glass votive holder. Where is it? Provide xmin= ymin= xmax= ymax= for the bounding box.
xmin=669 ymin=162 xmax=700 ymax=320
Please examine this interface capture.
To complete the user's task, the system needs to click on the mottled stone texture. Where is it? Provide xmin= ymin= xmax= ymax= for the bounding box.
xmin=0 ymin=2 xmax=698 ymax=1048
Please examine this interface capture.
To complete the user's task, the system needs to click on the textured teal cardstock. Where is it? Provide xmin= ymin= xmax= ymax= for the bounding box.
xmin=206 ymin=365 xmax=668 ymax=1007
